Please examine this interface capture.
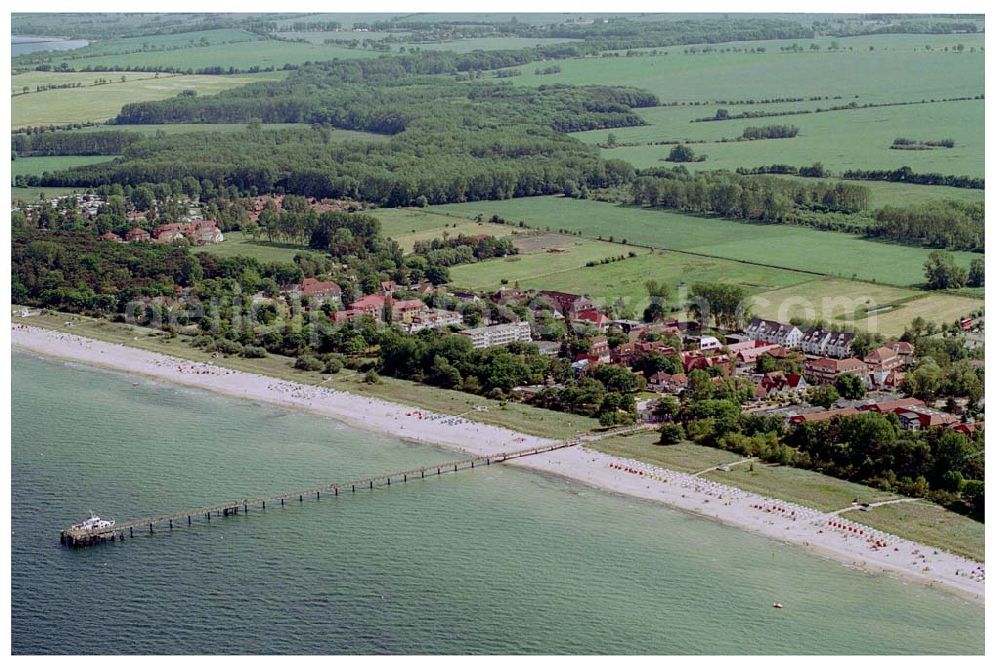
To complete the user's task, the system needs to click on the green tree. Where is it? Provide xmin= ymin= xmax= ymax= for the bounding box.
xmin=835 ymin=373 xmax=866 ymax=400
xmin=806 ymin=384 xmax=839 ymax=408
xmin=667 ymin=144 xmax=697 ymax=162
xmin=658 ymin=423 xmax=685 ymax=445
xmin=903 ymin=359 xmax=943 ymax=402
xmin=967 ymin=256 xmax=984 ymax=287
xmin=923 ymin=250 xmax=968 ymax=290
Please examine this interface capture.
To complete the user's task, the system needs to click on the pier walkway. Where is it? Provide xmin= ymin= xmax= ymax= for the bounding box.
xmin=61 ymin=428 xmax=639 ymax=547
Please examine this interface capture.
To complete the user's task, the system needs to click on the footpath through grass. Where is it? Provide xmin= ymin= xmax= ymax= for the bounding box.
xmin=588 ymin=432 xmax=984 ymax=561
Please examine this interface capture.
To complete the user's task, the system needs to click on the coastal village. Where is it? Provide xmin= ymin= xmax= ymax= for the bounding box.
xmin=16 ymin=190 xmax=985 ymax=439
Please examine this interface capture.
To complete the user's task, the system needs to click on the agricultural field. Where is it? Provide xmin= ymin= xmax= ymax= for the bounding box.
xmin=428 ymin=196 xmax=982 ymax=288
xmin=771 ymin=176 xmax=984 ymax=208
xmin=370 ymin=207 xmax=518 ymax=253
xmin=12 ymin=71 xmax=287 ymax=128
xmin=752 ymin=278 xmax=983 ymax=336
xmin=13 ymin=28 xmax=260 ymax=65
xmin=11 ymin=155 xmax=116 ymax=178
xmin=64 ymin=122 xmax=311 ymax=135
xmin=17 ymin=39 xmax=380 ymax=73
xmin=592 ymin=99 xmax=984 ymax=177
xmin=279 ymin=30 xmax=399 ymax=43
xmin=449 ymin=232 xmax=818 ymax=313
xmin=192 ymin=231 xmax=328 ymax=264
xmin=11 ymin=69 xmax=163 ymax=94
xmin=448 ymin=236 xmax=633 ymax=291
xmin=412 ymin=36 xmax=584 ymax=52
xmin=510 ymin=33 xmax=984 ymax=103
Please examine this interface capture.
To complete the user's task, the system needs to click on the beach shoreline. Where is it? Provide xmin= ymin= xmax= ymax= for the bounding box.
xmin=11 ymin=323 xmax=985 ymax=601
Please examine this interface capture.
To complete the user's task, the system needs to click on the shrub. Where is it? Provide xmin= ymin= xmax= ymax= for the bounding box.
xmin=294 ymin=354 xmax=324 ymax=371
xmin=658 ymin=423 xmax=685 ymax=445
xmin=240 ymin=345 xmax=267 ymax=358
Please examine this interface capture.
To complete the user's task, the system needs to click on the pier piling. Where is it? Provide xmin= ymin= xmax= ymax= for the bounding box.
xmin=58 ymin=438 xmax=586 ymax=548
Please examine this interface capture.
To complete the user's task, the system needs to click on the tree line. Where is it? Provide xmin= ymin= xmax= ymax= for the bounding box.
xmin=630 ymin=167 xmax=871 ymax=224
xmin=870 ymin=201 xmax=984 ymax=252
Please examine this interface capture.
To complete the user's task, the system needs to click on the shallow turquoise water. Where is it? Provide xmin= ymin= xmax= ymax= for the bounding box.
xmin=11 ymin=352 xmax=985 ymax=654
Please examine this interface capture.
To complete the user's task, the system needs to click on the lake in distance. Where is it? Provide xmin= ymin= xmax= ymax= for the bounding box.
xmin=12 ymin=35 xmax=89 ymax=56
xmin=11 ymin=352 xmax=985 ymax=654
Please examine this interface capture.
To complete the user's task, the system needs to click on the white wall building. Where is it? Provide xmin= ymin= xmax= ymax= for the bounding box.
xmin=458 ymin=321 xmax=532 ymax=349
xmin=745 ymin=319 xmax=803 ymax=348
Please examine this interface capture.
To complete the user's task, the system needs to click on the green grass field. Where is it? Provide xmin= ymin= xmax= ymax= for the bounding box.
xmin=22 ymin=39 xmax=380 ymax=73
xmin=15 ymin=28 xmax=260 ymax=62
xmin=428 ymin=196 xmax=982 ymax=288
xmin=449 ymin=236 xmax=637 ymax=291
xmin=12 ymin=71 xmax=287 ymax=128
xmin=192 ymin=231 xmax=327 ymax=264
xmin=588 ymin=432 xmax=984 ymax=561
xmin=62 ymin=122 xmax=309 ymax=135
xmin=370 ymin=207 xmax=518 ymax=252
xmin=12 ymin=155 xmax=116 ymax=178
xmin=752 ymin=278 xmax=983 ymax=336
xmin=510 ymin=34 xmax=984 ymax=103
xmin=593 ymin=99 xmax=984 ymax=177
xmin=772 ymin=176 xmax=984 ymax=208
xmin=11 ymin=69 xmax=164 ymax=94
xmin=11 ymin=186 xmax=88 ymax=202
xmin=450 ymin=234 xmax=816 ymax=312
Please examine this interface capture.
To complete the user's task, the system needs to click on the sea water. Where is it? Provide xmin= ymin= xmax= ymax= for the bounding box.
xmin=11 ymin=352 xmax=985 ymax=654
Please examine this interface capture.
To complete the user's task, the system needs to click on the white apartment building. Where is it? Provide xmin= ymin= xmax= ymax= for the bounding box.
xmin=405 ymin=309 xmax=464 ymax=333
xmin=745 ymin=318 xmax=803 ymax=348
xmin=458 ymin=321 xmax=532 ymax=349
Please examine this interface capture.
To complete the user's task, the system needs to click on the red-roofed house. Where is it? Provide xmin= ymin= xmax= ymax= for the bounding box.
xmin=893 ymin=406 xmax=960 ymax=430
xmin=125 ymin=227 xmax=151 ymax=242
xmin=682 ymin=350 xmax=730 ymax=374
xmin=286 ymin=277 xmax=342 ymax=303
xmin=573 ymin=310 xmax=611 ymax=331
xmin=804 ymin=357 xmax=867 ymax=384
xmin=788 ymin=407 xmax=860 ymax=424
xmin=99 ymin=231 xmax=123 ymax=242
xmin=948 ymin=422 xmax=984 ymax=437
xmin=865 ymin=346 xmax=904 ymax=372
xmin=858 ymin=397 xmax=926 ymax=414
xmin=390 ymin=298 xmax=427 ymax=323
xmin=736 ymin=343 xmax=784 ymax=366
xmin=759 ymin=371 xmax=808 ymax=395
xmin=350 ymin=294 xmax=387 ymax=319
xmin=648 ymin=371 xmax=687 ymax=394
xmin=538 ymin=290 xmax=595 ymax=318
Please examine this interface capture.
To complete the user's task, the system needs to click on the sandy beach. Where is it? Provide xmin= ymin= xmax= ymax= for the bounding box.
xmin=12 ymin=323 xmax=985 ymax=600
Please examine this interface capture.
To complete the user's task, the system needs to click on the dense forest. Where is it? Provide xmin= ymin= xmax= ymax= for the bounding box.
xmin=31 ymin=55 xmax=653 ymax=205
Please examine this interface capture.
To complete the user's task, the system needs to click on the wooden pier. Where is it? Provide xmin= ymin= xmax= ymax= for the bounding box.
xmin=60 ymin=438 xmax=583 ymax=548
